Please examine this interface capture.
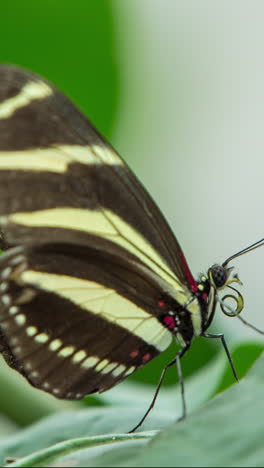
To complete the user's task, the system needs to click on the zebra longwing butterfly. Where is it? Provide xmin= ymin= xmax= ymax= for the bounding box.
xmin=0 ymin=64 xmax=262 ymax=429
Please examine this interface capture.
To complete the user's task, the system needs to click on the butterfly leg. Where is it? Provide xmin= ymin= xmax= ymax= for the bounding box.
xmin=203 ymin=332 xmax=239 ymax=382
xmin=129 ymin=345 xmax=190 ymax=433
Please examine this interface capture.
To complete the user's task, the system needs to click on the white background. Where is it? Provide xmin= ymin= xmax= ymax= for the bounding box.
xmin=112 ymin=0 xmax=264 ymax=342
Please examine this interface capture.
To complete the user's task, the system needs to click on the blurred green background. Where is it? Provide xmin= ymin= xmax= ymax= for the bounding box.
xmin=0 ymin=0 xmax=262 ymax=433
xmin=2 ymin=0 xmax=119 ymax=138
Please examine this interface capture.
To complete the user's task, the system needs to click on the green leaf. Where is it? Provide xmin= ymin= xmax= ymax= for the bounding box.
xmin=5 ymin=433 xmax=154 ymax=468
xmin=0 ymin=357 xmax=81 ymax=427
xmin=214 ymin=341 xmax=263 ymax=394
xmin=0 ymin=408 xmax=166 ymax=466
xmin=0 ymin=350 xmax=225 ymax=464
xmin=1 ymin=348 xmax=263 ymax=467
xmin=99 ymin=346 xmax=229 ymax=414
xmin=23 ymin=352 xmax=263 ymax=468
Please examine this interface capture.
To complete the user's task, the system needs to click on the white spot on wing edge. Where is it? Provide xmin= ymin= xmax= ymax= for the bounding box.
xmin=26 ymin=326 xmax=38 ymax=337
xmin=49 ymin=339 xmax=62 ymax=352
xmin=15 ymin=314 xmax=26 ymax=326
xmin=112 ymin=364 xmax=126 ymax=377
xmin=24 ymin=362 xmax=33 ymax=370
xmin=35 ymin=333 xmax=49 ymax=344
xmin=1 ymin=295 xmax=11 ymax=306
xmin=124 ymin=366 xmax=136 ymax=377
xmin=81 ymin=356 xmax=99 ymax=369
xmin=0 ymin=80 xmax=53 ymax=119
xmin=95 ymin=359 xmax=109 ymax=372
xmin=43 ymin=382 xmax=50 ymax=390
xmin=9 ymin=306 xmax=19 ymax=316
xmin=72 ymin=350 xmax=87 ymax=364
xmin=101 ymin=362 xmax=118 ymax=375
xmin=1 ymin=267 xmax=12 ymax=280
xmin=58 ymin=346 xmax=75 ymax=358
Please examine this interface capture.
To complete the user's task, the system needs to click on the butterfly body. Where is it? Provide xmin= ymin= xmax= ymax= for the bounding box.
xmin=0 ymin=64 xmax=233 ymax=401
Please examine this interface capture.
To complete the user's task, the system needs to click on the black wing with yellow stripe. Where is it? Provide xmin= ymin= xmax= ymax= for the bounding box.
xmin=0 ymin=64 xmax=202 ymax=398
xmin=0 ymin=64 xmax=195 ymax=287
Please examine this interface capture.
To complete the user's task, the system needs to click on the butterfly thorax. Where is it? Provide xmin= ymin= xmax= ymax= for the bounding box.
xmin=157 ymin=263 xmax=238 ymax=347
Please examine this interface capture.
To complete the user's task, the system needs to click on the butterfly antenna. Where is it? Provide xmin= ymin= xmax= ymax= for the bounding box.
xmin=236 ymin=314 xmax=264 ymax=335
xmin=216 ymin=294 xmax=264 ymax=335
xmin=219 ymin=238 xmax=264 ymax=334
xmin=223 ymin=238 xmax=264 ymax=267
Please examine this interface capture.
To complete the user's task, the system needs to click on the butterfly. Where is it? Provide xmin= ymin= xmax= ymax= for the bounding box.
xmin=0 ymin=64 xmax=262 ymax=431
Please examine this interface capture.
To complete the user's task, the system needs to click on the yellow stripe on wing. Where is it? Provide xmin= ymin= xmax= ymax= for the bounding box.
xmin=0 ymin=81 xmax=53 ymax=119
xmin=20 ymin=270 xmax=172 ymax=352
xmin=0 ymin=144 xmax=123 ymax=173
xmin=5 ymin=207 xmax=187 ymax=293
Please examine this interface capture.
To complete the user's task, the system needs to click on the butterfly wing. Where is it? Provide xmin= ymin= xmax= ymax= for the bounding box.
xmin=0 ymin=243 xmax=173 ymax=397
xmin=0 ymin=65 xmax=199 ymax=397
xmin=0 ymin=64 xmax=197 ymax=291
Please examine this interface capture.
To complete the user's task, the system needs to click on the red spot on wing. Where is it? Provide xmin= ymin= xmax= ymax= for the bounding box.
xmin=142 ymin=353 xmax=151 ymax=362
xmin=158 ymin=299 xmax=166 ymax=308
xmin=202 ymin=293 xmax=208 ymax=301
xmin=130 ymin=350 xmax=139 ymax=359
xmin=163 ymin=315 xmax=176 ymax=330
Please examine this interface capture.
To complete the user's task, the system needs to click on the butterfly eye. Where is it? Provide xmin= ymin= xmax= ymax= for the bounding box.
xmin=209 ymin=264 xmax=228 ymax=288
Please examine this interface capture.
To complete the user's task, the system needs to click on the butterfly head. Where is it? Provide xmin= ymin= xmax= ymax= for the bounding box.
xmin=208 ymin=264 xmax=233 ymax=290
xmin=208 ymin=263 xmax=243 ymax=312
xmin=201 ymin=238 xmax=264 ymax=334
xmin=193 ymin=262 xmax=244 ymax=334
